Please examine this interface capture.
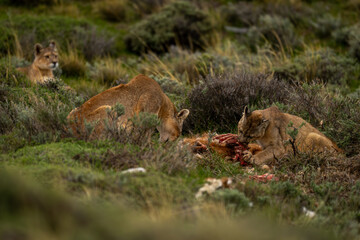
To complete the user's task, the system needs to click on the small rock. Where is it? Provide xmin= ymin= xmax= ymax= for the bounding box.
xmin=302 ymin=206 xmax=316 ymax=218
xmin=121 ymin=167 xmax=146 ymax=174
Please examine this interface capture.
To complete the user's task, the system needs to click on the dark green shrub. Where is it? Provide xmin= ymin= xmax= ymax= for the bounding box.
xmin=131 ymin=0 xmax=169 ymax=15
xmin=332 ymin=26 xmax=351 ymax=46
xmin=1 ymin=15 xmax=116 ymax=61
xmin=311 ymin=14 xmax=342 ymax=38
xmin=0 ymin=0 xmax=56 ymax=6
xmin=274 ymin=48 xmax=360 ymax=85
xmin=0 ymin=26 xmax=15 ymax=57
xmin=95 ymin=0 xmax=137 ymax=23
xmin=263 ymin=3 xmax=313 ymax=27
xmin=182 ymin=71 xmax=290 ymax=133
xmin=220 ymin=2 xmax=261 ymax=27
xmin=247 ymin=15 xmax=299 ymax=50
xmin=349 ymin=36 xmax=360 ymax=62
xmin=333 ymin=24 xmax=360 ymax=61
xmin=125 ymin=1 xmax=213 ymax=54
xmin=211 ymin=189 xmax=251 ymax=211
xmin=271 ymin=181 xmax=301 ymax=199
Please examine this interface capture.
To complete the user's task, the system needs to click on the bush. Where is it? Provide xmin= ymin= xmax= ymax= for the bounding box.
xmin=273 ymin=48 xmax=360 ymax=85
xmin=89 ymin=58 xmax=130 ymax=86
xmin=94 ymin=0 xmax=139 ymax=23
xmin=131 ymin=0 xmax=169 ymax=15
xmin=60 ymin=50 xmax=86 ymax=78
xmin=0 ymin=26 xmax=15 ymax=57
xmin=333 ymin=24 xmax=360 ymax=61
xmin=220 ymin=2 xmax=261 ymax=27
xmin=0 ymin=61 xmax=80 ymax=149
xmin=125 ymin=1 xmax=213 ymax=54
xmin=263 ymin=2 xmax=313 ymax=27
xmin=311 ymin=14 xmax=342 ymax=39
xmin=182 ymin=71 xmax=290 ymax=133
xmin=247 ymin=15 xmax=299 ymax=50
xmin=0 ymin=0 xmax=57 ymax=6
xmin=1 ymin=15 xmax=117 ymax=61
xmin=100 ymin=105 xmax=160 ymax=145
xmin=211 ymin=189 xmax=251 ymax=211
xmin=275 ymin=152 xmax=360 ymax=203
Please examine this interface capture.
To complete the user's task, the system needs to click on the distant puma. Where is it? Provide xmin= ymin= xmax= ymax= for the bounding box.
xmin=17 ymin=40 xmax=58 ymax=84
xmin=67 ymin=74 xmax=190 ymax=141
xmin=237 ymin=106 xmax=342 ymax=165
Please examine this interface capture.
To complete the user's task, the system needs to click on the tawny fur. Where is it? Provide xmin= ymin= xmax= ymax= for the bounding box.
xmin=238 ymin=106 xmax=342 ymax=165
xmin=67 ymin=74 xmax=189 ymax=141
xmin=17 ymin=41 xmax=58 ymax=84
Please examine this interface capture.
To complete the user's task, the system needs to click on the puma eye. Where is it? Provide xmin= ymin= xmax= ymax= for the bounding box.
xmin=46 ymin=56 xmax=49 ymax=59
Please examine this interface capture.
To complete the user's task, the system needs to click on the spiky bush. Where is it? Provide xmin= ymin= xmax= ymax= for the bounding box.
xmin=125 ymin=1 xmax=213 ymax=54
xmin=182 ymin=71 xmax=290 ymax=133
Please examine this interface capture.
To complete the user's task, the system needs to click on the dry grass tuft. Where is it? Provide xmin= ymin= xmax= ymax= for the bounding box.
xmin=60 ymin=49 xmax=86 ymax=78
xmin=90 ymin=57 xmax=132 ymax=86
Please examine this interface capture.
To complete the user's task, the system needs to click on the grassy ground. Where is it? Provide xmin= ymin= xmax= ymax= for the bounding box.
xmin=1 ymin=0 xmax=360 ymax=239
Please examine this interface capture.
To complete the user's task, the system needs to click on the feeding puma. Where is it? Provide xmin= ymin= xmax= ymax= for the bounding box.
xmin=67 ymin=74 xmax=189 ymax=141
xmin=17 ymin=40 xmax=58 ymax=84
xmin=238 ymin=106 xmax=342 ymax=166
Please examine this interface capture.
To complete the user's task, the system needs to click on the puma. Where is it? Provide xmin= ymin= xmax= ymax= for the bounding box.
xmin=17 ymin=40 xmax=58 ymax=83
xmin=67 ymin=74 xmax=189 ymax=141
xmin=237 ymin=106 xmax=342 ymax=165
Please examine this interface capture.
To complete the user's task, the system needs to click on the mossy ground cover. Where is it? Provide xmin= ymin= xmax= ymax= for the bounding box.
xmin=0 ymin=0 xmax=360 ymax=239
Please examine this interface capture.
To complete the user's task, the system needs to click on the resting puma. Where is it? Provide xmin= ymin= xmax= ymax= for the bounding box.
xmin=237 ymin=106 xmax=342 ymax=165
xmin=67 ymin=74 xmax=190 ymax=141
xmin=17 ymin=40 xmax=58 ymax=84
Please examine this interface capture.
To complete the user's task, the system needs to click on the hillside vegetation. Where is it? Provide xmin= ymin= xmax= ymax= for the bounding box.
xmin=0 ymin=0 xmax=360 ymax=239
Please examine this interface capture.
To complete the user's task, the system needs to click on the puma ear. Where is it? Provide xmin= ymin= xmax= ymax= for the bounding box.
xmin=34 ymin=43 xmax=43 ymax=56
xmin=243 ymin=106 xmax=251 ymax=117
xmin=177 ymin=109 xmax=190 ymax=121
xmin=49 ymin=40 xmax=57 ymax=50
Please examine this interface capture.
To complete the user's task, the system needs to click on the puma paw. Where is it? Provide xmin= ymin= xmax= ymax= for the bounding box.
xmin=243 ymin=150 xmax=255 ymax=164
